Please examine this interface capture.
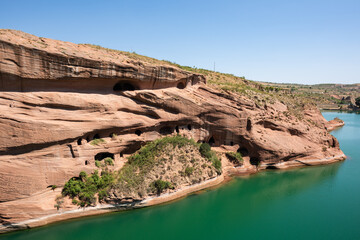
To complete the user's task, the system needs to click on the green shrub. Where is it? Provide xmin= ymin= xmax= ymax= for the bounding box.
xmin=150 ymin=179 xmax=173 ymax=194
xmin=72 ymin=199 xmax=78 ymax=205
xmin=199 ymin=143 xmax=221 ymax=174
xmin=62 ymin=170 xmax=114 ymax=206
xmin=98 ymin=189 xmax=109 ymax=201
xmin=104 ymin=157 xmax=114 ymax=166
xmin=51 ymin=185 xmax=57 ymax=190
xmin=95 ymin=160 xmax=101 ymax=168
xmin=212 ymin=158 xmax=222 ymax=174
xmin=225 ymin=152 xmax=243 ymax=165
xmin=185 ymin=166 xmax=194 ymax=176
xmin=90 ymin=138 xmax=105 ymax=146
xmin=199 ymin=143 xmax=211 ymax=158
xmin=79 ymin=171 xmax=87 ymax=180
xmin=356 ymin=97 xmax=360 ymax=107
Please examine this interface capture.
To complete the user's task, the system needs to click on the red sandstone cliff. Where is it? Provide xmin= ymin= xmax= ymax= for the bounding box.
xmin=0 ymin=30 xmax=345 ymax=232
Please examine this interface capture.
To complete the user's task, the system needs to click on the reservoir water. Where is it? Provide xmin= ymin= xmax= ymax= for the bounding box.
xmin=1 ymin=112 xmax=359 ymax=240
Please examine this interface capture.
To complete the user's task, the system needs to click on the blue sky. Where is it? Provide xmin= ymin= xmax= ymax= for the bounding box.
xmin=1 ymin=0 xmax=359 ymax=84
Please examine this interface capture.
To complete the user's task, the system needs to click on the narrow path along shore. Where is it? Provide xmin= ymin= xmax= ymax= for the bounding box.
xmin=0 ymin=153 xmax=346 ymax=234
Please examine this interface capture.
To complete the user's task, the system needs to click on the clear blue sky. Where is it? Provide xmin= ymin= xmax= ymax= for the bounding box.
xmin=1 ymin=0 xmax=359 ymax=84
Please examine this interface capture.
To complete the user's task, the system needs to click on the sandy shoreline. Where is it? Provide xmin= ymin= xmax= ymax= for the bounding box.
xmin=0 ymin=175 xmax=224 ymax=233
xmin=0 ymin=153 xmax=346 ymax=234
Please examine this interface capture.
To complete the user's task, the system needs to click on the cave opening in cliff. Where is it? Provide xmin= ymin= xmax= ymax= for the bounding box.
xmin=246 ymin=119 xmax=252 ymax=131
xmin=93 ymin=134 xmax=100 ymax=140
xmin=177 ymin=82 xmax=185 ymax=89
xmin=77 ymin=138 xmax=82 ymax=145
xmin=113 ymin=81 xmax=137 ymax=91
xmin=237 ymin=147 xmax=249 ymax=156
xmin=135 ymin=130 xmax=142 ymax=136
xmin=85 ymin=160 xmax=89 ymax=165
xmin=250 ymin=157 xmax=260 ymax=166
xmin=94 ymin=152 xmax=114 ymax=161
xmin=160 ymin=126 xmax=173 ymax=135
xmin=86 ymin=136 xmax=90 ymax=142
xmin=208 ymin=136 xmax=215 ymax=146
xmin=120 ymin=152 xmax=124 ymax=158
xmin=175 ymin=126 xmax=179 ymax=133
xmin=230 ymin=141 xmax=234 ymax=146
xmin=187 ymin=124 xmax=192 ymax=130
xmin=266 ymin=165 xmax=279 ymax=170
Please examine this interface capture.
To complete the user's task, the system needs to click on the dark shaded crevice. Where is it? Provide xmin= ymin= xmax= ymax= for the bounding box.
xmin=250 ymin=157 xmax=260 ymax=166
xmin=94 ymin=152 xmax=114 ymax=161
xmin=113 ymin=81 xmax=137 ymax=91
xmin=208 ymin=136 xmax=215 ymax=146
xmin=177 ymin=82 xmax=185 ymax=89
xmin=237 ymin=147 xmax=249 ymax=156
xmin=67 ymin=144 xmax=75 ymax=158
xmin=4 ymin=58 xmax=21 ymax=67
xmin=159 ymin=126 xmax=173 ymax=135
xmin=266 ymin=165 xmax=279 ymax=169
xmin=246 ymin=119 xmax=252 ymax=131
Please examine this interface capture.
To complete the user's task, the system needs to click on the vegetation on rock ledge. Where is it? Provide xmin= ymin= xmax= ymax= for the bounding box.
xmin=61 ymin=135 xmax=221 ymax=205
xmin=62 ymin=170 xmax=114 ymax=206
xmin=225 ymin=152 xmax=243 ymax=166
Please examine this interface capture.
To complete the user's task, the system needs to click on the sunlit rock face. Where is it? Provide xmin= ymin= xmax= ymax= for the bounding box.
xmin=0 ymin=30 xmax=344 ymax=228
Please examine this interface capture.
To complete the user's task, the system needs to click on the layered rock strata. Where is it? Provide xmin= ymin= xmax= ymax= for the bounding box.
xmin=0 ymin=30 xmax=345 ymax=233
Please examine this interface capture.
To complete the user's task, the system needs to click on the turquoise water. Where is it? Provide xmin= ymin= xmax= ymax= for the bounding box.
xmin=1 ymin=112 xmax=360 ymax=240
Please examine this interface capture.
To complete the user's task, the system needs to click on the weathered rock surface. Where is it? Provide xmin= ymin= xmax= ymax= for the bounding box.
xmin=0 ymin=30 xmax=345 ymax=232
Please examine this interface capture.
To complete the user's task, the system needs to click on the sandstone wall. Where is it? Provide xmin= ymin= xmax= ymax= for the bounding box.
xmin=0 ymin=30 xmax=344 ymax=227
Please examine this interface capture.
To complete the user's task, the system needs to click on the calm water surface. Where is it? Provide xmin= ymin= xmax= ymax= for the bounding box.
xmin=1 ymin=112 xmax=359 ymax=240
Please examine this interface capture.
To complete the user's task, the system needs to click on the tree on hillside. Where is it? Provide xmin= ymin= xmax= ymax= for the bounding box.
xmin=356 ymin=97 xmax=360 ymax=107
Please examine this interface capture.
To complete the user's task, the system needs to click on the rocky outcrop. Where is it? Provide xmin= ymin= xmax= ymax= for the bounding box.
xmin=0 ymin=30 xmax=345 ymax=232
xmin=326 ymin=117 xmax=345 ymax=131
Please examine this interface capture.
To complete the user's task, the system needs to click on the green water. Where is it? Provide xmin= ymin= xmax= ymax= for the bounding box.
xmin=1 ymin=112 xmax=360 ymax=240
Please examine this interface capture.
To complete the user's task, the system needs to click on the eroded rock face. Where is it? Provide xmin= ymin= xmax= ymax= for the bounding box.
xmin=0 ymin=30 xmax=204 ymax=92
xmin=0 ymin=30 xmax=344 ymax=227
